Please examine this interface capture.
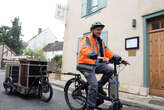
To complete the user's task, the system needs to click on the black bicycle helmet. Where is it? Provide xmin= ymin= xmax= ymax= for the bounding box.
xmin=90 ymin=21 xmax=105 ymax=31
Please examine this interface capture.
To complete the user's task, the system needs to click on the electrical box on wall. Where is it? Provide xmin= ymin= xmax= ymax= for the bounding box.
xmin=132 ymin=19 xmax=136 ymax=28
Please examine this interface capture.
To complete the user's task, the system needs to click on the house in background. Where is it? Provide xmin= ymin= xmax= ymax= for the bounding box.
xmin=43 ymin=41 xmax=63 ymax=61
xmin=0 ymin=43 xmax=16 ymax=68
xmin=63 ymin=0 xmax=164 ymax=97
xmin=26 ymin=28 xmax=57 ymax=51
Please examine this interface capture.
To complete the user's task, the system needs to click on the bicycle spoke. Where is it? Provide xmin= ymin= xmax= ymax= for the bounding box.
xmin=64 ymin=78 xmax=87 ymax=110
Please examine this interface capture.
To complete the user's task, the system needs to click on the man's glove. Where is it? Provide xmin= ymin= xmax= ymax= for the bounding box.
xmin=111 ymin=54 xmax=121 ymax=62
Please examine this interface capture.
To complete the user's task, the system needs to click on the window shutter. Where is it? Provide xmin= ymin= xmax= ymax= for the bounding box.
xmin=98 ymin=0 xmax=107 ymax=10
xmin=86 ymin=0 xmax=92 ymax=15
xmin=77 ymin=32 xmax=90 ymax=56
xmin=77 ymin=36 xmax=83 ymax=63
xmin=100 ymin=31 xmax=108 ymax=46
xmin=91 ymin=0 xmax=98 ymax=12
xmin=77 ymin=37 xmax=82 ymax=55
xmin=81 ymin=0 xmax=87 ymax=17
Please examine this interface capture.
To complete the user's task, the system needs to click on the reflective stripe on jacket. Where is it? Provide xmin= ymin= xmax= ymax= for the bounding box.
xmin=78 ymin=33 xmax=114 ymax=64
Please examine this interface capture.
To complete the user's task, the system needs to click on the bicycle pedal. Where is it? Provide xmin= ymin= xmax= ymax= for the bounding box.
xmin=108 ymin=100 xmax=122 ymax=110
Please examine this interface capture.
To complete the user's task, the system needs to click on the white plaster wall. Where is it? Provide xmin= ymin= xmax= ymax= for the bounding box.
xmin=63 ymin=0 xmax=164 ymax=94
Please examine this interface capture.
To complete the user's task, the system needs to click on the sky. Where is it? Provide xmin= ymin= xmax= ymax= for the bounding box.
xmin=0 ymin=0 xmax=67 ymax=42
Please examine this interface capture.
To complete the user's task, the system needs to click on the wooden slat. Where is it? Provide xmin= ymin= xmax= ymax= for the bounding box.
xmin=150 ymin=88 xmax=164 ymax=97
xmin=149 ymin=35 xmax=153 ymax=87
xmin=149 ymin=28 xmax=164 ymax=33
xmin=159 ymin=31 xmax=164 ymax=89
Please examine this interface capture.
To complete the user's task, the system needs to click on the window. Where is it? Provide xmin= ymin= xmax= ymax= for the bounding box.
xmin=100 ymin=31 xmax=108 ymax=46
xmin=162 ymin=19 xmax=164 ymax=28
xmin=81 ymin=0 xmax=107 ymax=17
xmin=91 ymin=0 xmax=98 ymax=12
xmin=150 ymin=18 xmax=164 ymax=30
xmin=152 ymin=21 xmax=160 ymax=30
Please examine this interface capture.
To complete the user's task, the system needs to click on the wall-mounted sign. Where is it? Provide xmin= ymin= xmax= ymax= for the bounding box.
xmin=125 ymin=37 xmax=139 ymax=50
xmin=128 ymin=50 xmax=136 ymax=56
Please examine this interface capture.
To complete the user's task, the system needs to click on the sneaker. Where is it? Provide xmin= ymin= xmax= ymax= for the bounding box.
xmin=98 ymin=87 xmax=107 ymax=96
xmin=87 ymin=106 xmax=94 ymax=110
xmin=96 ymin=98 xmax=104 ymax=106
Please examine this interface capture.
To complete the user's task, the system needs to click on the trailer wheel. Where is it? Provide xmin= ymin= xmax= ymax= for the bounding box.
xmin=39 ymin=82 xmax=53 ymax=102
xmin=4 ymin=78 xmax=13 ymax=95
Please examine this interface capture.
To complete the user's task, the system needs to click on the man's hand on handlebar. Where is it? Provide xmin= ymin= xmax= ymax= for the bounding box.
xmin=97 ymin=56 xmax=130 ymax=65
xmin=97 ymin=56 xmax=109 ymax=63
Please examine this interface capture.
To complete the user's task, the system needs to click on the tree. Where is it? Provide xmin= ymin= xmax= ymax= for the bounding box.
xmin=9 ymin=17 xmax=24 ymax=55
xmin=0 ymin=26 xmax=11 ymax=42
xmin=0 ymin=33 xmax=3 ymax=42
xmin=0 ymin=17 xmax=24 ymax=55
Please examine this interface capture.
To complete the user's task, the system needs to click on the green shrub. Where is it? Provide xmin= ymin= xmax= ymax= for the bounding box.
xmin=53 ymin=55 xmax=62 ymax=73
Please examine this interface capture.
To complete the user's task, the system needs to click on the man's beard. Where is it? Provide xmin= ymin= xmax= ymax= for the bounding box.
xmin=93 ymin=33 xmax=100 ymax=38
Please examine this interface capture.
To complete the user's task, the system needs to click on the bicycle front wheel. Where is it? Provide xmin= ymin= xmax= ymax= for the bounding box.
xmin=64 ymin=78 xmax=87 ymax=110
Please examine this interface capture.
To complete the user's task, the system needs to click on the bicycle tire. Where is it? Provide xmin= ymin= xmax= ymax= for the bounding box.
xmin=64 ymin=78 xmax=87 ymax=110
xmin=4 ymin=78 xmax=13 ymax=95
xmin=39 ymin=82 xmax=53 ymax=102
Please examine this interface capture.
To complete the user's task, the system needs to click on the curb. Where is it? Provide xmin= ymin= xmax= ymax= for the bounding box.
xmin=51 ymin=82 xmax=65 ymax=89
xmin=120 ymin=99 xmax=163 ymax=110
xmin=0 ymin=70 xmax=5 ymax=72
xmin=50 ymin=82 xmax=164 ymax=110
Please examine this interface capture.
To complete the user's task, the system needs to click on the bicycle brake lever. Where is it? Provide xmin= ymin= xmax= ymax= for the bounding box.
xmin=122 ymin=60 xmax=130 ymax=65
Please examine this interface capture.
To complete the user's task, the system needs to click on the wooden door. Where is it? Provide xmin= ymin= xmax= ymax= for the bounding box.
xmin=148 ymin=16 xmax=164 ymax=97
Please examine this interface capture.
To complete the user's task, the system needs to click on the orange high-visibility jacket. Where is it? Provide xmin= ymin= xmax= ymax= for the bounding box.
xmin=78 ymin=33 xmax=114 ymax=64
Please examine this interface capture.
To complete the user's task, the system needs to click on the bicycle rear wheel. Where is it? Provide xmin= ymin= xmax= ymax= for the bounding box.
xmin=64 ymin=78 xmax=87 ymax=110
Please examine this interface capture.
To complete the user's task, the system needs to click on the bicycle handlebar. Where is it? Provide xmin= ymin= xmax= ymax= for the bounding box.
xmin=97 ymin=56 xmax=130 ymax=66
xmin=119 ymin=60 xmax=130 ymax=65
xmin=108 ymin=59 xmax=130 ymax=66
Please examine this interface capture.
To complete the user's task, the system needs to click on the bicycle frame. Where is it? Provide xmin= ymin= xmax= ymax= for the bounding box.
xmin=71 ymin=62 xmax=120 ymax=100
xmin=114 ymin=62 xmax=119 ymax=100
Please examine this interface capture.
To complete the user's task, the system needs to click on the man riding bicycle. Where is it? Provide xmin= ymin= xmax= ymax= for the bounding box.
xmin=77 ymin=21 xmax=121 ymax=110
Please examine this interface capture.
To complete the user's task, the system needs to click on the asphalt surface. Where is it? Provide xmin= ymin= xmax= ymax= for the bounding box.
xmin=0 ymin=72 xmax=145 ymax=110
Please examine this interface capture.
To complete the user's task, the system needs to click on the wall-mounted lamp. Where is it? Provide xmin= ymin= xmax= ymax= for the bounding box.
xmin=132 ymin=19 xmax=136 ymax=28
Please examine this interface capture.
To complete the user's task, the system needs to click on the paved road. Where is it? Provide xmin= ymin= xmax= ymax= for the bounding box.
xmin=0 ymin=72 xmax=145 ymax=110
